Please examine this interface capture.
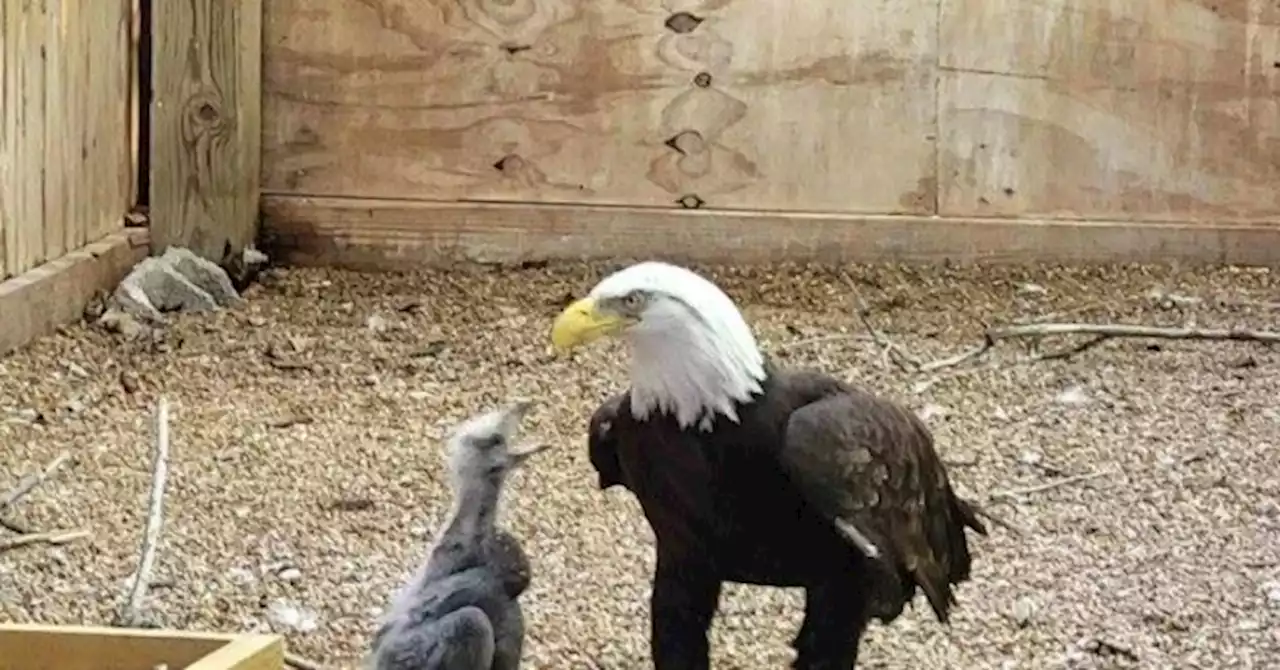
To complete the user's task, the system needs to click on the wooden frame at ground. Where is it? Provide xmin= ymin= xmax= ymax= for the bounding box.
xmin=258 ymin=0 xmax=1280 ymax=268
xmin=0 ymin=623 xmax=284 ymax=670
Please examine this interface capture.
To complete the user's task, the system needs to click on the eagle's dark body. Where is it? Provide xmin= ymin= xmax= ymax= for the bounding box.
xmin=588 ymin=362 xmax=987 ymax=670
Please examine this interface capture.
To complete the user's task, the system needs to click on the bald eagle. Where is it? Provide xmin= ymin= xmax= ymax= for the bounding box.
xmin=550 ymin=261 xmax=989 ymax=669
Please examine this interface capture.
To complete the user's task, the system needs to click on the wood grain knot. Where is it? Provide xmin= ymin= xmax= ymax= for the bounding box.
xmin=197 ymin=103 xmax=219 ymax=123
xmin=664 ymin=12 xmax=703 ymax=34
xmin=676 ymin=194 xmax=705 ymax=209
xmin=664 ymin=131 xmax=705 ymax=156
xmin=183 ymin=93 xmax=229 ymax=136
xmin=493 ymin=154 xmax=525 ymax=172
xmin=693 ymin=72 xmax=712 ymax=88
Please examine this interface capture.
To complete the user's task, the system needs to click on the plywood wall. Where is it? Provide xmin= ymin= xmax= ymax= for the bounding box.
xmin=260 ymin=0 xmax=1280 ymax=267
xmin=938 ymin=0 xmax=1280 ymax=222
xmin=0 ymin=0 xmax=137 ymax=281
xmin=263 ymin=0 xmax=938 ymax=214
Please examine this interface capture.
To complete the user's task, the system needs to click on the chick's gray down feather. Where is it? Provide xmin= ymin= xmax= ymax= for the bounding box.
xmin=366 ymin=402 xmax=544 ymax=670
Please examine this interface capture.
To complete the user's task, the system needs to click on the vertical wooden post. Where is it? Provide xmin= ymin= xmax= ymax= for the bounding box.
xmin=149 ymin=0 xmax=262 ymax=264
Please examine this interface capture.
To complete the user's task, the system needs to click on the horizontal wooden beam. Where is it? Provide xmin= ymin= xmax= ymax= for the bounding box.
xmin=261 ymin=195 xmax=1280 ymax=270
xmin=0 ymin=623 xmax=282 ymax=670
xmin=0 ymin=229 xmax=149 ymax=357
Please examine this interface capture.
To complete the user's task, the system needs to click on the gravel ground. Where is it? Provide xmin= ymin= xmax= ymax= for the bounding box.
xmin=1 ymin=261 xmax=1278 ymax=669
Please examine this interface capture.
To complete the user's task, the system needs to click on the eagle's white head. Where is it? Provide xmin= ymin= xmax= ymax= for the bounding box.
xmin=550 ymin=261 xmax=766 ymax=431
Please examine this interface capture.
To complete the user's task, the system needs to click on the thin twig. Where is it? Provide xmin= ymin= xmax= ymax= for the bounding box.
xmin=972 ymin=506 xmax=1024 ymax=536
xmin=771 ymin=333 xmax=873 ymax=352
xmin=285 ymin=652 xmax=326 ymax=670
xmin=0 ymin=517 xmax=30 ymax=535
xmin=115 ymin=397 xmax=171 ymax=627
xmin=989 ymin=469 xmax=1115 ymax=501
xmin=1 ymin=451 xmax=74 ymax=509
xmin=839 ymin=273 xmax=919 ymax=372
xmin=989 ymin=322 xmax=1280 ymax=343
xmin=916 ymin=322 xmax=1280 ymax=373
xmin=0 ymin=528 xmax=91 ymax=553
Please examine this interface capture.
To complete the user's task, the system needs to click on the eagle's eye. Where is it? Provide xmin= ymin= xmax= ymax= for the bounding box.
xmin=620 ymin=291 xmax=646 ymax=312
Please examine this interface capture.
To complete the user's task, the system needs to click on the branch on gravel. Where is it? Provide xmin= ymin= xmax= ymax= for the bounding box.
xmin=0 ymin=528 xmax=91 ymax=553
xmin=907 ymin=323 xmax=1280 ymax=375
xmin=0 ymin=451 xmax=76 ymax=535
xmin=838 ymin=273 xmax=920 ymax=372
xmin=285 ymin=652 xmax=327 ymax=670
xmin=989 ymin=468 xmax=1117 ymax=502
xmin=114 ymin=397 xmax=172 ymax=628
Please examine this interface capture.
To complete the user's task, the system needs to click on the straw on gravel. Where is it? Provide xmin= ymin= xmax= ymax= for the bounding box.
xmin=1 ymin=261 xmax=1278 ymax=669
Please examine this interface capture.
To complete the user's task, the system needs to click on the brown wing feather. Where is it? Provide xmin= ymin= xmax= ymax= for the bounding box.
xmin=782 ymin=385 xmax=987 ymax=623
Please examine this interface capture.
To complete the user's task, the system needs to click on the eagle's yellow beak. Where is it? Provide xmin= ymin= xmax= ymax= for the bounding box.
xmin=550 ymin=297 xmax=625 ymax=353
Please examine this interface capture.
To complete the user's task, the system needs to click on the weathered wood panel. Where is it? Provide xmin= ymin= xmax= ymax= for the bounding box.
xmin=262 ymin=0 xmax=938 ymax=214
xmin=938 ymin=0 xmax=1280 ymax=221
xmin=1 ymin=0 xmax=47 ymax=280
xmin=262 ymin=195 xmax=1280 ymax=269
xmin=150 ymin=0 xmax=263 ymax=263
xmin=1 ymin=0 xmax=136 ymax=282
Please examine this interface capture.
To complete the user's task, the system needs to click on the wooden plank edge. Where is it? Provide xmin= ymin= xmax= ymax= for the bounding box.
xmin=187 ymin=634 xmax=285 ymax=670
xmin=0 ymin=622 xmax=237 ymax=644
xmin=0 ymin=227 xmax=149 ymax=357
xmin=260 ymin=195 xmax=1280 ymax=271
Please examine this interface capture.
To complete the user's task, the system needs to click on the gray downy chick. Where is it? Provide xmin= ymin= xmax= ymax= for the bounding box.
xmin=366 ymin=400 xmax=548 ymax=670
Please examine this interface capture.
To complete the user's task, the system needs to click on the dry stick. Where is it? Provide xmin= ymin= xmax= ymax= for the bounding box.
xmin=988 ymin=468 xmax=1116 ymax=502
xmin=102 ymin=400 xmax=331 ymax=670
xmin=285 ymin=653 xmax=326 ymax=670
xmin=0 ymin=528 xmax=91 ymax=553
xmin=0 ymin=451 xmax=74 ymax=509
xmin=917 ymin=322 xmax=1280 ymax=373
xmin=0 ymin=451 xmax=75 ymax=536
xmin=0 ymin=517 xmax=29 ymax=534
xmin=771 ymin=333 xmax=873 ymax=352
xmin=115 ymin=397 xmax=171 ymax=628
xmin=838 ymin=273 xmax=919 ymax=372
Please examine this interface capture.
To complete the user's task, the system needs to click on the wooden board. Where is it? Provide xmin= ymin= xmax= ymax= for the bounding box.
xmin=262 ymin=195 xmax=1280 ymax=270
xmin=150 ymin=0 xmax=263 ymax=263
xmin=0 ymin=623 xmax=283 ymax=670
xmin=937 ymin=0 xmax=1280 ymax=221
xmin=0 ymin=228 xmax=149 ymax=357
xmin=262 ymin=0 xmax=938 ymax=214
xmin=1 ymin=0 xmax=47 ymax=279
xmin=1 ymin=0 xmax=136 ymax=282
xmin=43 ymin=0 xmax=138 ymax=260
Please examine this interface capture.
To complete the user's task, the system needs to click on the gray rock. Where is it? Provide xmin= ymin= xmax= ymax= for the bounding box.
xmin=161 ymin=246 xmax=243 ymax=307
xmin=97 ymin=246 xmax=250 ymax=336
xmin=113 ymin=256 xmax=218 ymax=319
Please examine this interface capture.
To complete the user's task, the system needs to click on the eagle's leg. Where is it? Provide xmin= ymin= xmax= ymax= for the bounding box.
xmin=650 ymin=554 xmax=721 ymax=670
xmin=791 ymin=579 xmax=870 ymax=670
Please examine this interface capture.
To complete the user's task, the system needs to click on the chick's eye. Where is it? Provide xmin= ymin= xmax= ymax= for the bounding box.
xmin=474 ymin=435 xmax=504 ymax=450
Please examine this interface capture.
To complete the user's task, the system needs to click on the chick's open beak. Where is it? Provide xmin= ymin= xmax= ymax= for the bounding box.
xmin=507 ymin=398 xmax=535 ymax=420
xmin=550 ymin=297 xmax=625 ymax=354
xmin=510 ymin=442 xmax=550 ymax=466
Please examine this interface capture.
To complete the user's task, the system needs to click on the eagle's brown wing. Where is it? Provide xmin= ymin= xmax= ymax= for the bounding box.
xmin=781 ymin=385 xmax=987 ymax=623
